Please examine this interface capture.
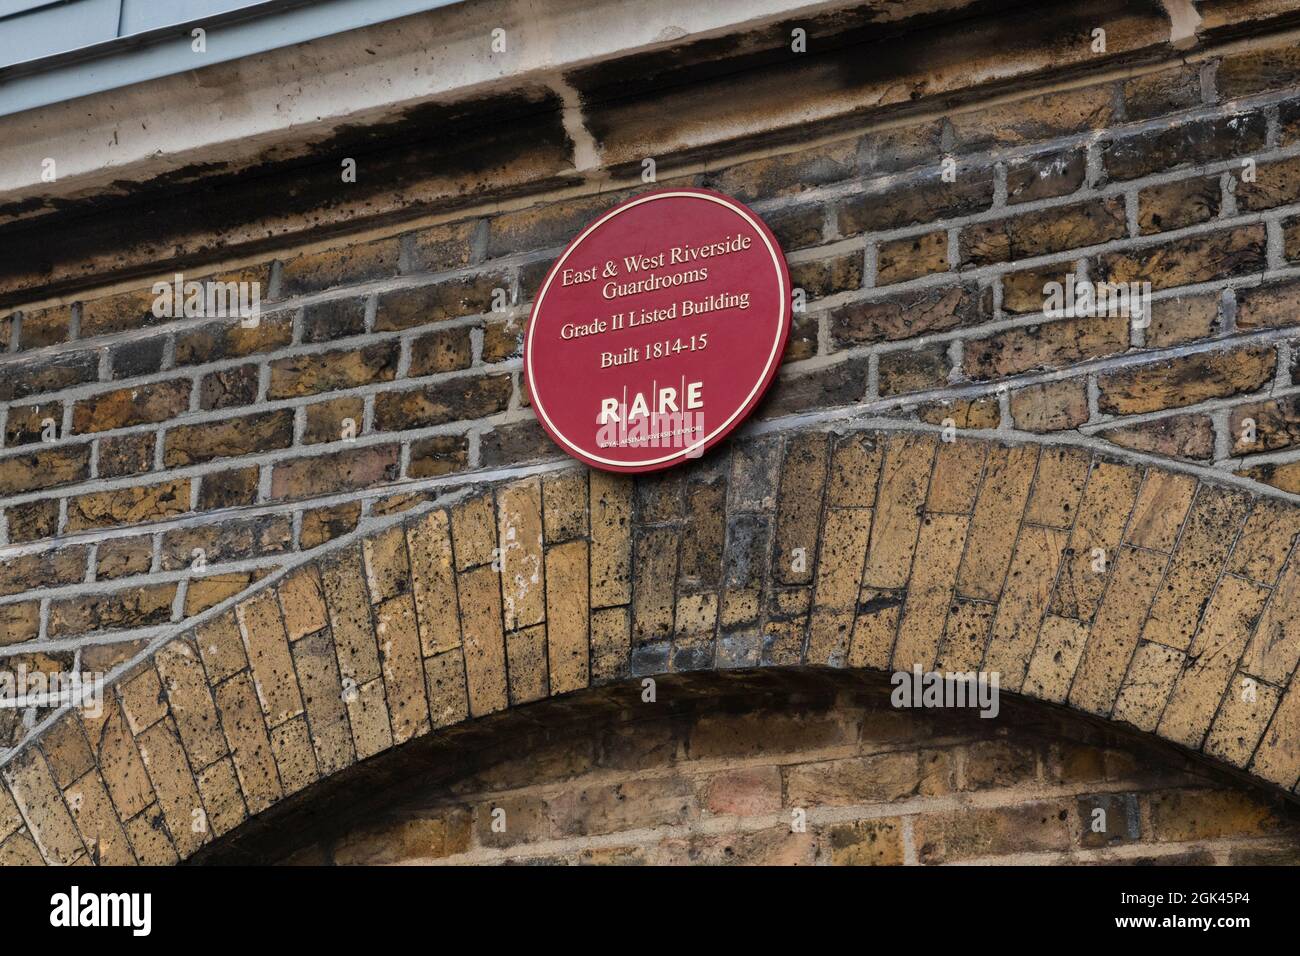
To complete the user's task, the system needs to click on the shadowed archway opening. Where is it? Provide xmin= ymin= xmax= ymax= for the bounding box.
xmin=191 ymin=669 xmax=1300 ymax=865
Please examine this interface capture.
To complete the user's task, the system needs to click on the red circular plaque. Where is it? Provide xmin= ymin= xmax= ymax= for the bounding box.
xmin=525 ymin=188 xmax=790 ymax=473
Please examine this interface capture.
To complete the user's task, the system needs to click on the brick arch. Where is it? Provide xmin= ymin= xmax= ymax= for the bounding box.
xmin=4 ymin=426 xmax=1300 ymax=865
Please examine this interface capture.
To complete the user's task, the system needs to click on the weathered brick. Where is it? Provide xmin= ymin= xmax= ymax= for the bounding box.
xmin=956 ymin=444 xmax=1037 ymax=601
xmin=72 ymin=379 xmax=190 ymax=434
xmin=1101 ymin=113 xmax=1267 ymax=181
xmin=214 ymin=672 xmax=283 ymax=815
xmin=268 ymin=342 xmax=398 ymax=399
xmin=830 ymin=283 xmax=982 ymax=347
xmin=863 ymin=433 xmax=934 ymax=590
xmin=198 ymin=364 xmax=259 ymax=411
xmin=66 ymin=478 xmax=190 ymax=532
xmin=1145 ymin=293 xmax=1220 ymax=347
xmin=155 ymin=638 xmax=225 ymax=770
xmin=0 ymin=444 xmax=91 ymax=496
xmin=63 ymin=770 xmax=133 ymax=865
xmin=1024 ymin=446 xmax=1090 ymax=528
xmin=632 ymin=528 xmax=679 ymax=643
xmin=0 ymin=545 xmax=87 ymax=598
xmin=0 ymin=602 xmax=40 ymax=645
xmin=927 ymin=439 xmax=985 ymax=513
xmin=235 ymin=590 xmax=304 ymax=727
xmin=375 ymin=274 xmax=505 ymax=332
xmin=164 ymin=409 xmax=294 ymax=466
xmin=48 ymin=583 xmax=176 ymax=638
xmin=876 ymin=230 xmax=949 ymax=285
xmin=300 ymin=501 xmax=360 ymax=549
xmin=913 ymin=801 xmax=1072 ymax=863
xmin=496 ymin=478 xmax=545 ymax=632
xmin=1113 ymin=640 xmax=1185 ymax=731
xmin=83 ymin=698 xmax=154 ymax=820
xmin=301 ymin=296 xmax=366 ymax=343
xmin=279 ymin=238 xmax=400 ymax=296
xmin=1122 ymin=65 xmax=1202 ymax=121
xmin=772 ymin=434 xmax=829 ymax=587
xmin=456 ymin=564 xmax=508 ymax=717
xmin=5 ymin=400 xmax=62 ymax=446
xmin=0 ymin=351 xmax=97 ymax=402
xmin=1006 ymin=149 xmax=1087 ymax=205
xmin=837 ymin=165 xmax=994 ymax=235
xmin=1229 ymin=499 xmax=1300 ymax=586
xmin=961 ymin=198 xmax=1127 ymax=266
xmin=1008 ymin=378 xmax=1088 ymax=432
xmin=2 ymin=750 xmax=84 ymax=864
xmin=39 ymin=714 xmax=95 ymax=789
xmin=1094 ymin=225 xmax=1267 ymax=290
xmin=173 ymin=311 xmax=293 ymax=366
xmin=270 ymin=445 xmax=399 ymax=500
xmin=1098 ymin=346 xmax=1275 ymax=415
xmin=1125 ymin=470 xmax=1196 ymax=552
xmin=374 ymin=593 xmax=430 ymax=744
xmin=983 ymin=525 xmax=1069 ymax=691
xmin=409 ymin=326 xmax=473 ymax=376
xmin=1051 ymin=460 xmax=1143 ymax=621
xmin=96 ymin=432 xmax=156 ymax=480
xmin=964 ymin=314 xmax=1128 ymax=380
xmin=1158 ymin=575 xmax=1269 ymax=749
xmin=1138 ymin=175 xmax=1222 ymax=234
xmin=302 ymin=396 xmax=364 ymax=445
xmin=878 ymin=343 xmax=950 ymax=396
xmin=136 ymin=718 xmax=207 ymax=857
xmin=1100 ymin=414 xmax=1215 ymax=461
xmin=1205 ymin=676 xmax=1280 ymax=769
xmin=195 ymin=758 xmax=247 ymax=838
xmin=893 ymin=513 xmax=969 ymax=671
xmin=373 ymin=375 xmax=512 ymax=430
xmin=787 ymin=250 xmax=864 ymax=301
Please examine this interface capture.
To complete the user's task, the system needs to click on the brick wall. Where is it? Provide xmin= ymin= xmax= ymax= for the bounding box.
xmin=212 ymin=675 xmax=1300 ymax=865
xmin=8 ymin=16 xmax=1300 ymax=864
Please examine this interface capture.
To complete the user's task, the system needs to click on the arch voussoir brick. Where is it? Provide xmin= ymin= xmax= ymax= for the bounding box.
xmin=4 ymin=425 xmax=1300 ymax=864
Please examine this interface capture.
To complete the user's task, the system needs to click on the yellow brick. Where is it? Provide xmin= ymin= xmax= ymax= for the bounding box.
xmin=1242 ymin=554 xmax=1300 ymax=684
xmin=235 ymin=589 xmax=304 ymax=727
xmin=136 ymin=717 xmax=208 ymax=858
xmin=2 ymin=750 xmax=84 ymax=864
xmin=1113 ymin=641 xmax=1185 ymax=731
xmin=195 ymin=757 xmax=247 ymax=838
xmin=424 ymin=648 xmax=469 ymax=728
xmin=848 ymin=589 xmax=903 ymax=669
xmin=457 ymin=564 xmax=508 ymax=716
xmin=1024 ymin=446 xmax=1091 ymax=528
xmin=1069 ymin=546 xmax=1167 ymax=715
xmin=591 ymin=605 xmax=630 ymax=683
xmin=194 ymin=610 xmax=247 ymax=684
xmin=893 ymin=513 xmax=969 ymax=671
xmin=1250 ymin=679 xmax=1300 ymax=788
xmin=1141 ymin=486 xmax=1250 ymax=652
xmin=505 ymin=624 xmax=549 ymax=704
xmin=927 ymin=439 xmax=986 ymax=514
xmin=63 ymin=770 xmax=134 ymax=865
xmin=956 ymin=444 xmax=1037 ymax=600
xmin=590 ymin=471 xmax=633 ymax=607
xmin=1205 ymin=674 xmax=1281 ymax=768
xmin=983 ymin=525 xmax=1068 ymax=690
xmin=319 ymin=548 xmax=382 ymax=684
xmin=362 ymin=524 xmax=410 ymax=604
xmin=545 ymin=540 xmax=589 ymax=695
xmin=773 ymin=434 xmax=830 ymax=586
xmin=936 ymin=599 xmax=995 ymax=672
xmin=155 ymin=638 xmax=226 ymax=770
xmin=269 ymin=716 xmax=319 ymax=797
xmin=806 ymin=608 xmax=855 ymax=666
xmin=864 ymin=433 xmax=935 ymax=589
xmin=407 ymin=509 xmax=460 ymax=656
xmin=827 ymin=432 xmax=883 ymax=508
xmin=496 ymin=478 xmax=545 ymax=632
xmin=125 ymin=807 xmax=177 ymax=865
xmin=1158 ymin=575 xmax=1270 ymax=749
xmin=39 ymin=712 xmax=95 ymax=789
xmin=1024 ymin=615 xmax=1090 ymax=703
xmin=1050 ymin=460 xmax=1143 ymax=620
xmin=542 ymin=469 xmax=589 ymax=542
xmin=82 ymin=699 xmax=154 ymax=820
xmin=290 ymin=628 xmax=355 ymax=775
xmin=118 ymin=664 xmax=167 ymax=735
xmin=1227 ymin=498 xmax=1300 ymax=585
xmin=347 ymin=676 xmax=394 ymax=760
xmin=1125 ymin=470 xmax=1196 ymax=551
xmin=450 ymin=491 xmax=497 ymax=570
xmin=813 ymin=507 xmax=874 ymax=610
xmin=632 ymin=528 xmax=678 ymax=643
xmin=277 ymin=565 xmax=328 ymax=640
xmin=214 ymin=672 xmax=283 ymax=815
xmin=374 ymin=593 xmax=430 ymax=745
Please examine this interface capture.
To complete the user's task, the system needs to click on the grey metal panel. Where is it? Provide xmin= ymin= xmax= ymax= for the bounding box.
xmin=0 ymin=0 xmax=74 ymax=18
xmin=119 ymin=0 xmax=274 ymax=35
xmin=0 ymin=0 xmax=461 ymax=116
xmin=0 ymin=0 xmax=120 ymax=69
